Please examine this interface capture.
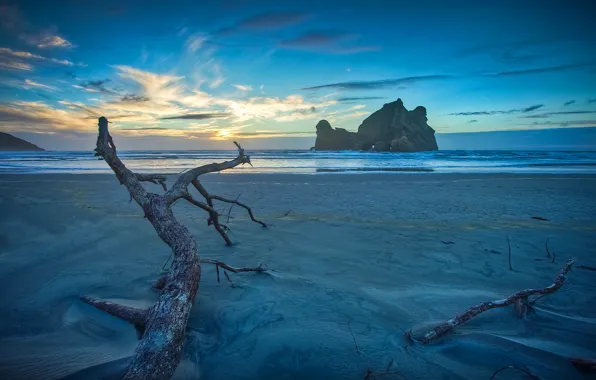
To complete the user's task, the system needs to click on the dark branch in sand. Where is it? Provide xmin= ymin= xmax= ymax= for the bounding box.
xmin=507 ymin=236 xmax=513 ymax=271
xmin=545 ymin=238 xmax=552 ymax=258
xmin=85 ymin=117 xmax=264 ymax=380
xmin=418 ymin=259 xmax=575 ymax=344
xmin=153 ymin=259 xmax=267 ymax=290
xmin=347 ymin=317 xmax=360 ymax=354
xmin=490 ymin=365 xmax=539 ymax=379
xmin=569 ymin=357 xmax=596 ymax=371
xmin=226 ymin=193 xmax=242 ymax=223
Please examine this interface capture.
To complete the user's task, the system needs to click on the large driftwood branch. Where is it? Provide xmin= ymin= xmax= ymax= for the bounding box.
xmin=419 ymin=258 xmax=575 ymax=344
xmin=85 ymin=116 xmax=263 ymax=380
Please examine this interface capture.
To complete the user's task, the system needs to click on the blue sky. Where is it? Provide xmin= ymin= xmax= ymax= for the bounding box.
xmin=0 ymin=0 xmax=595 ymax=150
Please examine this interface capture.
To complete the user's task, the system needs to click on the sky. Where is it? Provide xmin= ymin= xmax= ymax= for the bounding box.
xmin=0 ymin=0 xmax=595 ymax=150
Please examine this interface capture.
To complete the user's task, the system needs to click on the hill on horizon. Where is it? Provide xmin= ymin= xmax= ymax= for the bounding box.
xmin=0 ymin=132 xmax=45 ymax=151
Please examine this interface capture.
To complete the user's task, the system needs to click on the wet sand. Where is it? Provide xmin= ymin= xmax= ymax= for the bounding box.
xmin=0 ymin=173 xmax=595 ymax=379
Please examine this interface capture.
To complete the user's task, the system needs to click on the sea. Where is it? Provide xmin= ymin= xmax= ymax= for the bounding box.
xmin=1 ymin=150 xmax=596 ymax=174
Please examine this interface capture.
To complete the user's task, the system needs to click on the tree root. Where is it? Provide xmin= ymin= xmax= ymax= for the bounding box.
xmin=418 ymin=258 xmax=575 ymax=344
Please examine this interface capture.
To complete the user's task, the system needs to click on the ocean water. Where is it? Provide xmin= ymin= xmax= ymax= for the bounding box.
xmin=1 ymin=150 xmax=596 ymax=174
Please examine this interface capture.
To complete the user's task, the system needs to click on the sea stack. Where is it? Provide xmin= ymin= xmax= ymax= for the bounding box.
xmin=313 ymin=98 xmax=439 ymax=152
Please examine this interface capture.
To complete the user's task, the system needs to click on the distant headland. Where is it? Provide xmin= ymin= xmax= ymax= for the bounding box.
xmin=314 ymin=98 xmax=439 ymax=152
xmin=0 ymin=132 xmax=45 ymax=151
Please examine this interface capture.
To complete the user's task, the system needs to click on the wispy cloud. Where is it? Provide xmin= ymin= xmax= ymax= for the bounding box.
xmin=232 ymin=84 xmax=252 ymax=91
xmin=468 ymin=119 xmax=478 ymax=123
xmin=279 ymin=31 xmax=380 ymax=54
xmin=214 ymin=12 xmax=310 ymax=36
xmin=160 ymin=113 xmax=230 ymax=120
xmin=519 ymin=110 xmax=596 ymax=118
xmin=114 ymin=65 xmax=185 ymax=102
xmin=486 ymin=63 xmax=594 ymax=77
xmin=302 ymin=75 xmax=452 ymax=90
xmin=522 ymin=120 xmax=596 ymax=127
xmin=32 ymin=35 xmax=74 ymax=49
xmin=449 ymin=104 xmax=544 ymax=116
xmin=77 ymin=79 xmax=119 ymax=95
xmin=588 ymin=98 xmax=596 ymax=104
xmin=0 ymin=47 xmax=78 ymax=70
xmin=23 ymin=79 xmax=56 ymax=91
xmin=564 ymin=100 xmax=576 ymax=106
xmin=336 ymin=96 xmax=385 ymax=102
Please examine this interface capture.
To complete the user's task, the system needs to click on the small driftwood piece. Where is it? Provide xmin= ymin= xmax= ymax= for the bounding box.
xmin=82 ymin=116 xmax=265 ymax=380
xmin=490 ymin=365 xmax=539 ymax=379
xmin=418 ymin=258 xmax=575 ymax=344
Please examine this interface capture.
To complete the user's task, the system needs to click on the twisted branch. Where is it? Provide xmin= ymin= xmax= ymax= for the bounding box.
xmin=419 ymin=258 xmax=575 ymax=344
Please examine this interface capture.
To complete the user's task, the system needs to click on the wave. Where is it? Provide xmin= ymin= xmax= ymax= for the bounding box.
xmin=2 ymin=150 xmax=596 ymax=174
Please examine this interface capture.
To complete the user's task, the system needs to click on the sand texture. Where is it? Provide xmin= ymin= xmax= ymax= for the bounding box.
xmin=0 ymin=173 xmax=595 ymax=379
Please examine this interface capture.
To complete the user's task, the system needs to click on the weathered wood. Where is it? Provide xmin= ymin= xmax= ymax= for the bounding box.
xmin=86 ymin=116 xmax=261 ymax=380
xmin=419 ymin=258 xmax=575 ymax=344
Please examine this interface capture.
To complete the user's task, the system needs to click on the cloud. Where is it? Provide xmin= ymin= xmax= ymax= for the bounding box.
xmin=336 ymin=96 xmax=385 ymax=102
xmin=279 ymin=31 xmax=380 ymax=54
xmin=0 ymin=47 xmax=77 ymax=70
xmin=519 ymin=110 xmax=596 ymax=118
xmin=114 ymin=65 xmax=185 ymax=102
xmin=588 ymin=98 xmax=596 ymax=103
xmin=563 ymin=100 xmax=576 ymax=106
xmin=215 ymin=95 xmax=336 ymax=122
xmin=232 ymin=84 xmax=252 ymax=91
xmin=0 ymin=101 xmax=92 ymax=133
xmin=522 ymin=120 xmax=596 ymax=128
xmin=0 ymin=60 xmax=32 ymax=70
xmin=468 ymin=119 xmax=478 ymax=123
xmin=160 ymin=113 xmax=231 ymax=120
xmin=23 ymin=79 xmax=57 ymax=91
xmin=78 ymin=79 xmax=119 ymax=94
xmin=449 ymin=104 xmax=544 ymax=116
xmin=486 ymin=63 xmax=594 ymax=77
xmin=34 ymin=35 xmax=74 ymax=49
xmin=214 ymin=12 xmax=310 ymax=36
xmin=522 ymin=104 xmax=544 ymax=112
xmin=185 ymin=33 xmax=207 ymax=53
xmin=121 ymin=94 xmax=150 ymax=102
xmin=302 ymin=75 xmax=452 ymax=91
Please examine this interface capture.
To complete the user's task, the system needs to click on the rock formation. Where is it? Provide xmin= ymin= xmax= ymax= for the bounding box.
xmin=313 ymin=98 xmax=438 ymax=152
xmin=0 ymin=132 xmax=44 ymax=151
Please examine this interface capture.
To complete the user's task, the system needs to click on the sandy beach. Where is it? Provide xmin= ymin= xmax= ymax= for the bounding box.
xmin=0 ymin=172 xmax=595 ymax=380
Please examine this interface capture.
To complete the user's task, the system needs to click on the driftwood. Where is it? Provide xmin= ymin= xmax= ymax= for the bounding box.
xmin=82 ymin=116 xmax=266 ymax=380
xmin=418 ymin=258 xmax=575 ymax=344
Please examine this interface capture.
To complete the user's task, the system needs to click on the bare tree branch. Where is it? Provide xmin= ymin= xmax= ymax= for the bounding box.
xmin=182 ymin=194 xmax=232 ymax=245
xmin=418 ymin=258 xmax=575 ymax=344
xmin=135 ymin=173 xmax=168 ymax=191
xmin=153 ymin=259 xmax=267 ymax=290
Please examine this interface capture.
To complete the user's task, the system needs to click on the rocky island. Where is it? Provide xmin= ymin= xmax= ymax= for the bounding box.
xmin=0 ymin=132 xmax=44 ymax=151
xmin=314 ymin=98 xmax=438 ymax=152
